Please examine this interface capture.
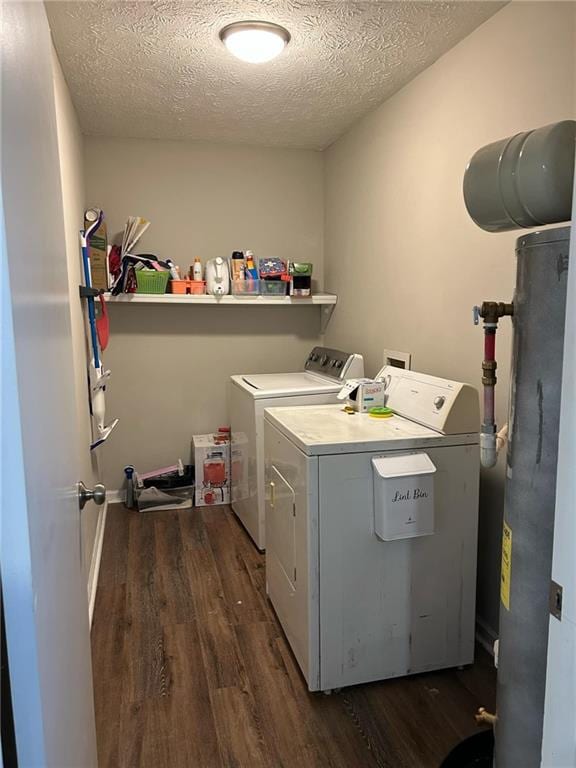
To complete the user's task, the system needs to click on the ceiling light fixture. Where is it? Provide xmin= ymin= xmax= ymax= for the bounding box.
xmin=219 ymin=21 xmax=290 ymax=64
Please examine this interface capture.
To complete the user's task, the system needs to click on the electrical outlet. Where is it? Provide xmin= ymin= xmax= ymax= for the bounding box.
xmin=383 ymin=349 xmax=412 ymax=370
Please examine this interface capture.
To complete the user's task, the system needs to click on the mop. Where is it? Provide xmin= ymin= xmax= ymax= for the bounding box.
xmin=81 ymin=208 xmax=118 ymax=450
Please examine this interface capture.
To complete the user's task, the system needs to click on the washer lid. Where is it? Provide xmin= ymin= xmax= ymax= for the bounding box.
xmin=264 ymin=404 xmax=478 ymax=455
xmin=233 ymin=372 xmax=341 ymax=397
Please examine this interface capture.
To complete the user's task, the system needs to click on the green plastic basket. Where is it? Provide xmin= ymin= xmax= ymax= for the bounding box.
xmin=135 ymin=269 xmax=170 ymax=294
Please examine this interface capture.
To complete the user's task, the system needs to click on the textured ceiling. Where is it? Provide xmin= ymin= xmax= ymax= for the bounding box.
xmin=47 ymin=1 xmax=504 ymax=149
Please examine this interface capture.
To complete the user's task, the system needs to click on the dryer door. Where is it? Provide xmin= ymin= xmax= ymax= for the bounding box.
xmin=268 ymin=464 xmax=296 ymax=589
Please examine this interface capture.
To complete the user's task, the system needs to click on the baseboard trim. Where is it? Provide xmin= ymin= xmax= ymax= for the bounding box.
xmin=107 ymin=489 xmax=125 ymax=504
xmin=475 ymin=617 xmax=497 ymax=658
xmin=88 ymin=500 xmax=107 ymax=629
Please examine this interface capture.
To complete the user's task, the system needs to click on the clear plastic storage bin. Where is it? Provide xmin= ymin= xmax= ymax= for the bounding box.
xmin=232 ymin=279 xmax=260 ymax=296
xmin=260 ymin=280 xmax=287 ymax=297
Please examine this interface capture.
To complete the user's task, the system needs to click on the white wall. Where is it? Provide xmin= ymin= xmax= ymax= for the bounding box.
xmin=84 ymin=138 xmax=324 ymax=490
xmin=51 ymin=46 xmax=101 ymax=593
xmin=324 ymin=1 xmax=576 ymax=637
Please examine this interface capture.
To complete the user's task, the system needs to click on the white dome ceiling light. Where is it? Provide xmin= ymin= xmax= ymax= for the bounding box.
xmin=219 ymin=21 xmax=290 ymax=64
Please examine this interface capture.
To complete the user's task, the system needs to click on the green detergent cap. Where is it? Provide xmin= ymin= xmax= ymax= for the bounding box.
xmin=368 ymin=407 xmax=394 ymax=419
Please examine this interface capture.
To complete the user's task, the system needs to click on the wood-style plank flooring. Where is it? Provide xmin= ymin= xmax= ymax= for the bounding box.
xmin=92 ymin=504 xmax=495 ymax=768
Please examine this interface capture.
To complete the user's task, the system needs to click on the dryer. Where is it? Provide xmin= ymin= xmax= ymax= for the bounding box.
xmin=263 ymin=367 xmax=480 ymax=692
xmin=229 ymin=347 xmax=364 ymax=550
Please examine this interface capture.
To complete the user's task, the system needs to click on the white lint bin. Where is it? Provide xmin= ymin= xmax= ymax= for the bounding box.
xmin=372 ymin=453 xmax=436 ymax=541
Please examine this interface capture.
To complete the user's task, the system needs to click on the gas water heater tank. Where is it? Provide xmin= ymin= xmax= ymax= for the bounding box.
xmin=463 ymin=120 xmax=576 ymax=232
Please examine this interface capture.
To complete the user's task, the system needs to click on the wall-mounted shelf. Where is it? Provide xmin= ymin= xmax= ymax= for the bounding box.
xmin=106 ymin=292 xmax=336 ymax=306
xmin=105 ymin=292 xmax=337 ymax=330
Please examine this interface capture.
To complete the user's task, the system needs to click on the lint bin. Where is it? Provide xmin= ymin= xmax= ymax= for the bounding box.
xmin=371 ymin=453 xmax=436 ymax=541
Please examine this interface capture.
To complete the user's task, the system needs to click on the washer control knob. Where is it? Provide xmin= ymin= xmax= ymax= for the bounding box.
xmin=335 ymin=360 xmax=343 ymax=369
xmin=434 ymin=396 xmax=446 ymax=410
xmin=320 ymin=355 xmax=329 ymax=366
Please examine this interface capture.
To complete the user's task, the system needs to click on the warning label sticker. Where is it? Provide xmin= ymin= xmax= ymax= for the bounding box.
xmin=501 ymin=521 xmax=512 ymax=611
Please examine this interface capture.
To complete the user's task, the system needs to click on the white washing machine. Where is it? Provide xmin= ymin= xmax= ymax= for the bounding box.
xmin=229 ymin=347 xmax=364 ymax=550
xmin=263 ymin=367 xmax=480 ymax=692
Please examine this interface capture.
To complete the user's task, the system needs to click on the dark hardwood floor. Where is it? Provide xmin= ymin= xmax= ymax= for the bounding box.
xmin=92 ymin=504 xmax=495 ymax=768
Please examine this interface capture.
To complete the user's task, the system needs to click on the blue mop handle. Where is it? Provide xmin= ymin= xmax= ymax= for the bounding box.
xmin=81 ymin=229 xmax=100 ymax=370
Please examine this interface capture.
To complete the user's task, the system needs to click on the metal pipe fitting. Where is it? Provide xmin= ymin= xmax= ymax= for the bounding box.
xmin=473 ymin=302 xmax=513 ymax=468
xmin=476 ymin=708 xmax=498 ymax=727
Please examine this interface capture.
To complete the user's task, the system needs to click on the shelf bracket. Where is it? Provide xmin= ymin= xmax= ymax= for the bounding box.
xmin=79 ymin=285 xmax=104 ymax=299
xmin=320 ymin=303 xmax=335 ymax=334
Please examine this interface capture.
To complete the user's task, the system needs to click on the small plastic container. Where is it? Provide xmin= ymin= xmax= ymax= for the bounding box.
xmin=232 ymin=279 xmax=260 ymax=296
xmin=260 ymin=280 xmax=287 ymax=297
xmin=169 ymin=279 xmax=188 ymax=294
xmin=135 ymin=269 xmax=170 ymax=294
xmin=189 ymin=280 xmax=206 ymax=295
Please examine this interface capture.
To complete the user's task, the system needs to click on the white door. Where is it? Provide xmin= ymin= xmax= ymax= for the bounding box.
xmin=1 ymin=3 xmax=98 ymax=766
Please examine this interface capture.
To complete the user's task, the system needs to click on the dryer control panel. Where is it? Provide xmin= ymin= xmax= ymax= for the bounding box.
xmin=304 ymin=347 xmax=364 ymax=381
xmin=376 ymin=366 xmax=479 ymax=435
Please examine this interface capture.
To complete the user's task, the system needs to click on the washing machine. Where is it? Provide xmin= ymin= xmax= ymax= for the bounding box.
xmin=229 ymin=347 xmax=364 ymax=550
xmin=263 ymin=366 xmax=480 ymax=692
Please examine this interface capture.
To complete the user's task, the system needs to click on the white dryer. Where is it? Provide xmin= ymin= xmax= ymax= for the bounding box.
xmin=264 ymin=367 xmax=480 ymax=692
xmin=229 ymin=347 xmax=364 ymax=550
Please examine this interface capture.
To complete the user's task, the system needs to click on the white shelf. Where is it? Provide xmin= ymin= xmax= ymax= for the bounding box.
xmin=105 ymin=292 xmax=337 ymax=306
